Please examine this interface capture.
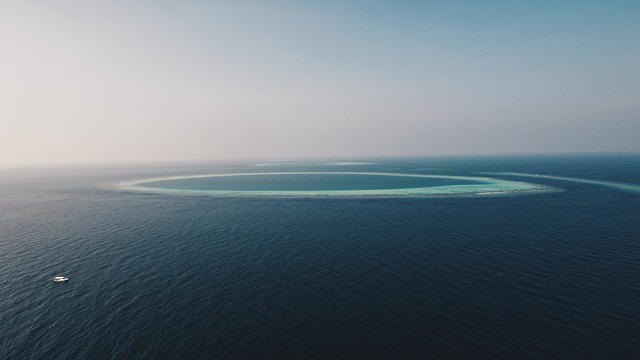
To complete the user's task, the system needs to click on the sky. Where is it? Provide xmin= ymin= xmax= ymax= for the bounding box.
xmin=1 ymin=0 xmax=639 ymax=166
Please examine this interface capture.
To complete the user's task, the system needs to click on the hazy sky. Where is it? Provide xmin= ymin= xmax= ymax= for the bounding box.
xmin=1 ymin=1 xmax=639 ymax=166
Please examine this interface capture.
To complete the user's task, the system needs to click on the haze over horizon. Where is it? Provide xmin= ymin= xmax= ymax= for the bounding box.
xmin=2 ymin=1 xmax=639 ymax=167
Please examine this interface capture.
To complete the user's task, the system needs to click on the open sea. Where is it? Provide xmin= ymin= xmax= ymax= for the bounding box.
xmin=1 ymin=154 xmax=639 ymax=359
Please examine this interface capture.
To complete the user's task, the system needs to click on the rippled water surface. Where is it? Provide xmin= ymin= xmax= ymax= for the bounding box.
xmin=1 ymin=155 xmax=639 ymax=359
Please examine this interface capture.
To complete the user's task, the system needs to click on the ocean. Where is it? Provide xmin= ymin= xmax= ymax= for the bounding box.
xmin=1 ymin=154 xmax=639 ymax=359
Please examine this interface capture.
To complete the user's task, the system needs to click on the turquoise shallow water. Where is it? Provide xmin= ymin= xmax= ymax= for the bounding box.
xmin=125 ymin=171 xmax=550 ymax=197
xmin=1 ymin=155 xmax=639 ymax=359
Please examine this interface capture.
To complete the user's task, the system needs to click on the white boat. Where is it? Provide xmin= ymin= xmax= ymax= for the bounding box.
xmin=52 ymin=276 xmax=69 ymax=283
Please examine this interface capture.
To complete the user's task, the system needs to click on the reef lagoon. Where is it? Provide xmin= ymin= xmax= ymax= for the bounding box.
xmin=122 ymin=171 xmax=552 ymax=197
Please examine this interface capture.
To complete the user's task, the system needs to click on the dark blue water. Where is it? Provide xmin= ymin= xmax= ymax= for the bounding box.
xmin=1 ymin=155 xmax=639 ymax=359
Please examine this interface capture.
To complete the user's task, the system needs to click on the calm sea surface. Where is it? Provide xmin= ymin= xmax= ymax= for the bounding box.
xmin=1 ymin=155 xmax=639 ymax=359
